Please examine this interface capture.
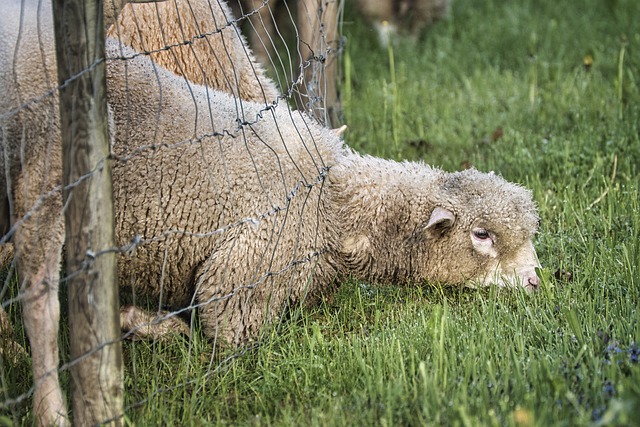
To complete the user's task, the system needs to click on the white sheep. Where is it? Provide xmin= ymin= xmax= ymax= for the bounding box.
xmin=108 ymin=0 xmax=343 ymax=127
xmin=1 ymin=0 xmax=540 ymax=425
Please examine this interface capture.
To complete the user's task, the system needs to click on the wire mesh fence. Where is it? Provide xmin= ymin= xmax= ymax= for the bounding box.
xmin=1 ymin=0 xmax=343 ymax=424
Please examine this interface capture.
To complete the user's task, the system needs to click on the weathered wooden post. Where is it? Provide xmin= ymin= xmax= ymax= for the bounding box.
xmin=51 ymin=0 xmax=123 ymax=424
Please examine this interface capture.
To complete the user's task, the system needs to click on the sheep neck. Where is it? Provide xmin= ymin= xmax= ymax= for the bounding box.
xmin=325 ymin=154 xmax=441 ymax=285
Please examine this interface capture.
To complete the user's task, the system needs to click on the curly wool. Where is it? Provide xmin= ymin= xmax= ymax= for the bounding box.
xmin=107 ymin=0 xmax=280 ymax=104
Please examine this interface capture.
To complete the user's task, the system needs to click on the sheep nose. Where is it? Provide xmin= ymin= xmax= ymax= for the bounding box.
xmin=527 ymin=274 xmax=540 ymax=290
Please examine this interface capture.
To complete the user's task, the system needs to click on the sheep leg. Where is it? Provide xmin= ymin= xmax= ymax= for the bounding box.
xmin=13 ymin=170 xmax=68 ymax=425
xmin=187 ymin=243 xmax=243 ymax=346
xmin=19 ymin=247 xmax=67 ymax=426
xmin=120 ymin=305 xmax=191 ymax=341
xmin=0 ymin=243 xmax=14 ymax=269
xmin=192 ymin=236 xmax=288 ymax=347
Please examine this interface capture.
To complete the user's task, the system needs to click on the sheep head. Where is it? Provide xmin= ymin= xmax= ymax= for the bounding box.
xmin=419 ymin=168 xmax=541 ymax=290
xmin=331 ymin=161 xmax=540 ymax=290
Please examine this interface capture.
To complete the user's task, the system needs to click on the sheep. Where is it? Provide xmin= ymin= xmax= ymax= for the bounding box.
xmin=1 ymin=0 xmax=539 ymax=425
xmin=356 ymin=0 xmax=452 ymax=46
xmin=1 ymin=0 xmax=283 ymax=422
xmin=107 ymin=0 xmax=280 ymax=104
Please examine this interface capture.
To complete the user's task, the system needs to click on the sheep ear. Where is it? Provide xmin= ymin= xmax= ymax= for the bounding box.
xmin=332 ymin=125 xmax=347 ymax=137
xmin=425 ymin=207 xmax=455 ymax=237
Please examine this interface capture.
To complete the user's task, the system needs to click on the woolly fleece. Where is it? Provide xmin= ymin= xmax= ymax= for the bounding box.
xmin=107 ymin=0 xmax=280 ymax=104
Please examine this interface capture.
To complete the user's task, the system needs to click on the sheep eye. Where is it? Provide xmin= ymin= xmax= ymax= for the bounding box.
xmin=473 ymin=229 xmax=491 ymax=241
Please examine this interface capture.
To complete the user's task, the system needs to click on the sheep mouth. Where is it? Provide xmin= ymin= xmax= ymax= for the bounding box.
xmin=523 ymin=277 xmax=541 ymax=292
xmin=468 ymin=272 xmax=541 ymax=291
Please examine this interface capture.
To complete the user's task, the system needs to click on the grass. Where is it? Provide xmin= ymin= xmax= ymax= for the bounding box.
xmin=2 ymin=0 xmax=640 ymax=425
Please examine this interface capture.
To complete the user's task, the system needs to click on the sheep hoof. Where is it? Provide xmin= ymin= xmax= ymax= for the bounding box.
xmin=0 ymin=339 xmax=27 ymax=364
xmin=120 ymin=305 xmax=191 ymax=341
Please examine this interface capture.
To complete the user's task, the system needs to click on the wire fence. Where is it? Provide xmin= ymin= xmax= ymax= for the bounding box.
xmin=0 ymin=0 xmax=343 ymax=424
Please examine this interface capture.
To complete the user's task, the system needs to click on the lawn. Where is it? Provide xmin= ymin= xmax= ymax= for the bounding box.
xmin=3 ymin=0 xmax=640 ymax=425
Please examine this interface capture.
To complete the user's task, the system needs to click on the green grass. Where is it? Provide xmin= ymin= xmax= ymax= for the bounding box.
xmin=3 ymin=0 xmax=640 ymax=425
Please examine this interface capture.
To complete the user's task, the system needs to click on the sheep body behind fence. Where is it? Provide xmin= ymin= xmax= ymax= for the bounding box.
xmin=109 ymin=39 xmax=540 ymax=343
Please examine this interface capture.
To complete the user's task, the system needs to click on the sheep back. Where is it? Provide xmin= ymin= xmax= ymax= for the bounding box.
xmin=107 ymin=0 xmax=280 ymax=105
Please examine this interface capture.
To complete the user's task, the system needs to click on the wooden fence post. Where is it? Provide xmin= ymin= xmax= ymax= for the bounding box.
xmin=51 ymin=0 xmax=123 ymax=424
